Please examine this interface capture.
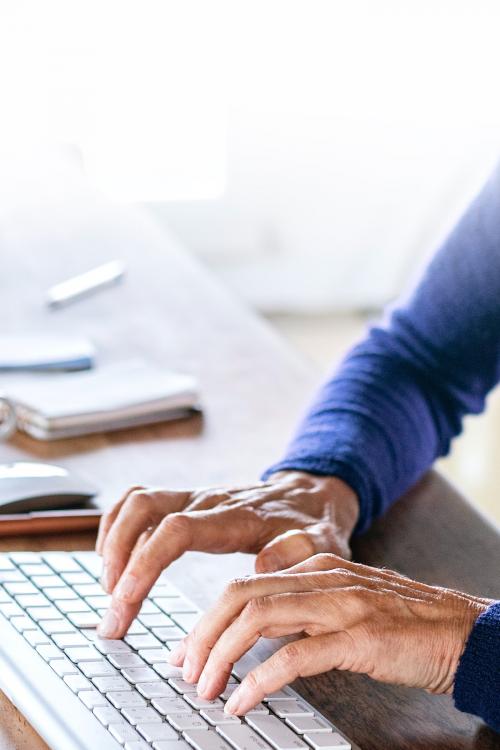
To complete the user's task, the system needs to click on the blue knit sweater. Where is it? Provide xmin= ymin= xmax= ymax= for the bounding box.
xmin=263 ymin=165 xmax=500 ymax=731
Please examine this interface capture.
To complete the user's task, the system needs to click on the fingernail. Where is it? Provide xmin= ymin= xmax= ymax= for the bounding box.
xmin=114 ymin=574 xmax=137 ymax=601
xmin=168 ymin=645 xmax=183 ymax=665
xmin=197 ymin=672 xmax=208 ymax=695
xmin=97 ymin=609 xmax=120 ymax=638
xmin=224 ymin=687 xmax=242 ymax=715
xmin=183 ymin=657 xmax=195 ymax=682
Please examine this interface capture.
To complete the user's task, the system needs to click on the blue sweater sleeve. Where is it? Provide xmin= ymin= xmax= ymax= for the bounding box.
xmin=454 ymin=602 xmax=500 ymax=732
xmin=263 ymin=164 xmax=500 ymax=534
xmin=262 ymin=164 xmax=500 ymax=731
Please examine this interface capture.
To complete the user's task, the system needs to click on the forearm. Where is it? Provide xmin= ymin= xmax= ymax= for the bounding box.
xmin=264 ymin=164 xmax=500 ymax=533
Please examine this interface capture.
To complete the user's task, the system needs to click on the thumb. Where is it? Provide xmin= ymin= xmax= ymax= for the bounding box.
xmin=255 ymin=522 xmax=351 ymax=573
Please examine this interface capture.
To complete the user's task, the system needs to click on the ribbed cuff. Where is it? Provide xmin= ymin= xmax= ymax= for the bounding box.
xmin=453 ymin=601 xmax=500 ymax=732
xmin=261 ymin=457 xmax=373 ymax=535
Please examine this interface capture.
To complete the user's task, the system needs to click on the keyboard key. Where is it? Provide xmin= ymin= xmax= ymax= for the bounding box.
xmin=108 ymin=691 xmax=148 ymax=709
xmin=24 ymin=628 xmax=51 ymax=646
xmin=10 ymin=552 xmax=40 ymax=563
xmin=184 ymin=728 xmax=233 ymax=750
xmin=32 ymin=575 xmax=65 ymax=588
xmin=20 ymin=564 xmax=53 ymax=577
xmin=93 ymin=705 xmax=123 ymax=726
xmin=0 ymin=554 xmax=15 ymax=569
xmin=122 ymin=666 xmax=160 ymax=684
xmin=151 ymin=697 xmax=192 ymax=716
xmin=153 ymin=741 xmax=191 ymax=750
xmin=169 ymin=613 xmax=199 ymax=632
xmin=16 ymin=593 xmax=50 ymax=608
xmin=303 ymin=734 xmax=350 ymax=750
xmin=72 ymin=552 xmax=102 ymax=578
xmin=153 ymin=663 xmax=183 ymax=679
xmin=122 ymin=706 xmax=162 ymax=725
xmin=80 ymin=660 xmax=118 ymax=677
xmin=137 ymin=722 xmax=178 ymax=741
xmin=55 ymin=599 xmax=91 ymax=614
xmin=269 ymin=702 xmax=314 ymax=718
xmin=200 ymin=709 xmax=242 ymax=726
xmin=43 ymin=587 xmax=78 ymax=601
xmin=74 ymin=583 xmax=106 ymax=597
xmin=39 ymin=619 xmax=75 ymax=634
xmin=138 ymin=647 xmax=170 ymax=664
xmin=93 ymin=675 xmax=132 ymax=692
xmin=166 ymin=711 xmax=208 ymax=731
xmin=0 ymin=590 xmax=12 ymax=603
xmin=61 ymin=571 xmax=94 ymax=585
xmin=262 ymin=689 xmax=296 ymax=702
xmin=155 ymin=597 xmax=195 ymax=614
xmin=53 ymin=632 xmax=89 ymax=648
xmin=85 ymin=594 xmax=112 ymax=609
xmin=64 ymin=674 xmax=93 ymax=692
xmin=217 ymin=725 xmax=272 ymax=750
xmin=246 ymin=715 xmax=307 ymax=750
xmin=139 ymin=613 xmax=173 ymax=628
xmin=0 ymin=601 xmax=24 ymax=617
xmin=246 ymin=705 xmax=270 ymax=715
xmin=109 ymin=723 xmax=141 ymax=744
xmin=67 ymin=611 xmax=101 ymax=627
xmin=220 ymin=685 xmax=238 ymax=701
xmin=4 ymin=581 xmax=38 ymax=595
xmin=109 ymin=653 xmax=146 ymax=669
xmin=168 ymin=678 xmax=198 ymax=695
xmin=285 ymin=717 xmax=332 ymax=734
xmin=125 ymin=742 xmax=151 ymax=750
xmin=36 ymin=644 xmax=63 ymax=661
xmin=10 ymin=615 xmax=37 ymax=633
xmin=152 ymin=626 xmax=186 ymax=642
xmin=65 ymin=646 xmax=101 ymax=662
xmin=136 ymin=682 xmax=176 ymax=699
xmin=28 ymin=605 xmax=63 ymax=621
xmin=50 ymin=658 xmax=80 ymax=676
xmin=185 ymin=696 xmax=224 ymax=710
xmin=127 ymin=620 xmax=148 ymax=635
xmin=140 ymin=600 xmax=161 ymax=614
xmin=94 ymin=638 xmax=132 ymax=655
xmin=125 ymin=634 xmax=162 ymax=650
xmin=43 ymin=553 xmax=83 ymax=573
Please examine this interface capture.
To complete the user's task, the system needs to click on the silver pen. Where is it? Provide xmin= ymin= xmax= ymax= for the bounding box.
xmin=47 ymin=259 xmax=126 ymax=308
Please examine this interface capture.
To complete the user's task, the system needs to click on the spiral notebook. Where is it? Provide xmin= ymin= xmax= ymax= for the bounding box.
xmin=2 ymin=360 xmax=199 ymax=440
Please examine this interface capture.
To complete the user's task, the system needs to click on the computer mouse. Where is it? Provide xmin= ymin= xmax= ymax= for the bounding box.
xmin=0 ymin=462 xmax=98 ymax=513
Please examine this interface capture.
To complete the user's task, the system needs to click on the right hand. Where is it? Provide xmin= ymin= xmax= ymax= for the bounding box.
xmin=95 ymin=470 xmax=359 ymax=639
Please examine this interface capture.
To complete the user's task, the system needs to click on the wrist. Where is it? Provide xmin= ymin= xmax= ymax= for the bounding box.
xmin=268 ymin=470 xmax=360 ymax=539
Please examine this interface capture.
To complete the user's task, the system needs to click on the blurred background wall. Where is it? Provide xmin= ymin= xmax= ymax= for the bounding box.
xmin=1 ymin=0 xmax=500 ymax=519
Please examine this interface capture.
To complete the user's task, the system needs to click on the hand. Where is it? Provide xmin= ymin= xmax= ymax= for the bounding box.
xmin=169 ymin=553 xmax=492 ymax=714
xmin=96 ymin=471 xmax=359 ymax=638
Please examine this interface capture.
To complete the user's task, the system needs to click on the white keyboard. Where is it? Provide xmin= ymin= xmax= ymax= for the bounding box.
xmin=0 ymin=551 xmax=354 ymax=750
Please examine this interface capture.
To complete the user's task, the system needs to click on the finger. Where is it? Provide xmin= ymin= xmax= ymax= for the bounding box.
xmin=103 ymin=506 xmax=266 ymax=638
xmin=179 ymin=569 xmax=364 ymax=685
xmin=225 ymin=632 xmax=354 ymax=715
xmin=255 ymin=520 xmax=350 ymax=573
xmin=101 ymin=489 xmax=186 ymax=593
xmin=97 ymin=598 xmax=141 ymax=639
xmin=197 ymin=590 xmax=360 ymax=699
xmin=96 ymin=485 xmax=144 ymax=556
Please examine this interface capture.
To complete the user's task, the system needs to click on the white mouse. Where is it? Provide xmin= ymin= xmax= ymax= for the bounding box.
xmin=0 ymin=462 xmax=98 ymax=513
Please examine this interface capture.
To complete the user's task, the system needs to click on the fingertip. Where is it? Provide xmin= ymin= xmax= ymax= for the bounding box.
xmin=255 ymin=550 xmax=281 ymax=574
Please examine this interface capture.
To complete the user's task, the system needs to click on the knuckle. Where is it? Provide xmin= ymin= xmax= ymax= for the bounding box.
xmin=160 ymin=512 xmax=192 ymax=538
xmin=225 ymin=576 xmax=252 ymax=599
xmin=277 ymin=642 xmax=302 ymax=668
xmin=310 ymin=553 xmax=338 ymax=569
xmin=242 ymin=596 xmax=270 ymax=621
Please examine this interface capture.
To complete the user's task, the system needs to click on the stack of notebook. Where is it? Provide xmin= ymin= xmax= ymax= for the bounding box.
xmin=1 ymin=360 xmax=199 ymax=440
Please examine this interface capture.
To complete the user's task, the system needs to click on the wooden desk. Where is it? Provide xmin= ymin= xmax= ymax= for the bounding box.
xmin=1 ymin=192 xmax=500 ymax=749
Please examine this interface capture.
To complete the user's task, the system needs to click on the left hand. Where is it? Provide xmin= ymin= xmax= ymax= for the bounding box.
xmin=168 ymin=553 xmax=492 ymax=715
